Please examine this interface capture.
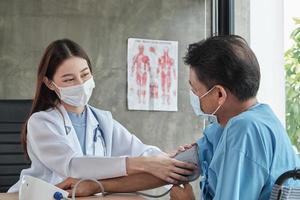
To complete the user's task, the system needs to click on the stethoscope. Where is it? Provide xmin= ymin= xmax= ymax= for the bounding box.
xmin=92 ymin=124 xmax=107 ymax=156
xmin=90 ymin=108 xmax=107 ymax=156
xmin=58 ymin=107 xmax=107 ymax=156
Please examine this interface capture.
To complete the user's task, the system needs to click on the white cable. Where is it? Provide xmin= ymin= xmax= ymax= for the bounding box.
xmin=135 ymin=188 xmax=172 ymax=198
xmin=105 ymin=187 xmax=172 ymax=198
xmin=56 ymin=178 xmax=170 ymax=199
xmin=71 ymin=178 xmax=105 ymax=200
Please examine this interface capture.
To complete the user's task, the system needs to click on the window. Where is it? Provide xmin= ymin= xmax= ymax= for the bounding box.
xmin=284 ymin=0 xmax=300 ymax=152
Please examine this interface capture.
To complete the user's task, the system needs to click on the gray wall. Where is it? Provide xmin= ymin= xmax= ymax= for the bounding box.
xmin=0 ymin=0 xmax=213 ymax=199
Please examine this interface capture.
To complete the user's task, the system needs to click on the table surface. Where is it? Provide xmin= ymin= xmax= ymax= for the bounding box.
xmin=0 ymin=193 xmax=145 ymax=200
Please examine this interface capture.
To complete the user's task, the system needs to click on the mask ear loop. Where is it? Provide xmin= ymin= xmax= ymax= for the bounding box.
xmin=211 ymin=86 xmax=226 ymax=115
xmin=199 ymin=86 xmax=216 ymax=99
xmin=211 ymin=104 xmax=222 ymax=115
xmin=50 ymin=81 xmax=62 ymax=98
xmin=71 ymin=178 xmax=106 ymax=200
xmin=202 ymin=86 xmax=223 ymax=116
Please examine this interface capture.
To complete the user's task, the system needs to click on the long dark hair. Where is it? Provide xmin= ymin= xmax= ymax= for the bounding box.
xmin=22 ymin=39 xmax=92 ymax=157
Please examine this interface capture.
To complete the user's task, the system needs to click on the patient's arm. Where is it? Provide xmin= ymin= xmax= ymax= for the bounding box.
xmin=103 ymin=173 xmax=166 ymax=192
xmin=56 ymin=173 xmax=167 ymax=197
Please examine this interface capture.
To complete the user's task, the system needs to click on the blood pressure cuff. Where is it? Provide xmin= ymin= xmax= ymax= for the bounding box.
xmin=173 ymin=144 xmax=201 ymax=182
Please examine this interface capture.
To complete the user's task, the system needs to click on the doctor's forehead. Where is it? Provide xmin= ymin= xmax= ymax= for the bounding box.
xmin=55 ymin=56 xmax=90 ymax=77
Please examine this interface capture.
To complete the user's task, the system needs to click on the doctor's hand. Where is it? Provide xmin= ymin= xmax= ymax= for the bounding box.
xmin=56 ymin=177 xmax=99 ymax=197
xmin=170 ymin=183 xmax=195 ymax=200
xmin=168 ymin=143 xmax=196 ymax=158
xmin=127 ymin=155 xmax=197 ymax=184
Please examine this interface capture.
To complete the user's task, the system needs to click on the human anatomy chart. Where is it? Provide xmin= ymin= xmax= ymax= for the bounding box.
xmin=127 ymin=38 xmax=178 ymax=111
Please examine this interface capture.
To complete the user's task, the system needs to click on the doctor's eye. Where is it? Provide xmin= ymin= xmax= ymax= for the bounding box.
xmin=81 ymin=73 xmax=91 ymax=78
xmin=63 ymin=79 xmax=74 ymax=83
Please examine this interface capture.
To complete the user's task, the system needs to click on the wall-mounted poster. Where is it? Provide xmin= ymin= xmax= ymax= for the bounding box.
xmin=127 ymin=38 xmax=178 ymax=111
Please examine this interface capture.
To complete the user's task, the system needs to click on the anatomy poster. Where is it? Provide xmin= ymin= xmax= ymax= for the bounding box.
xmin=127 ymin=38 xmax=178 ymax=111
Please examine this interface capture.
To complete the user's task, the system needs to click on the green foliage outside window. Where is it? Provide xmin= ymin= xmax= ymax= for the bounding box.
xmin=285 ymin=18 xmax=300 ymax=152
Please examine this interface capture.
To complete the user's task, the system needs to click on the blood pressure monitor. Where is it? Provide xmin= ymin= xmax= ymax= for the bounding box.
xmin=174 ymin=144 xmax=201 ymax=182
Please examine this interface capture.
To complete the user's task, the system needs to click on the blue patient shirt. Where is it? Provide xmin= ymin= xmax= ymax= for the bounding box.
xmin=67 ymin=110 xmax=87 ymax=155
xmin=197 ymin=103 xmax=300 ymax=200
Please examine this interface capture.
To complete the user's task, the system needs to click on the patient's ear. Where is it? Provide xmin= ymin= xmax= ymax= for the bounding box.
xmin=43 ymin=77 xmax=55 ymax=91
xmin=215 ymin=85 xmax=227 ymax=105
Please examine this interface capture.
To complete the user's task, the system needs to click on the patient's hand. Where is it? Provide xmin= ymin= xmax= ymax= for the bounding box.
xmin=56 ymin=177 xmax=99 ymax=197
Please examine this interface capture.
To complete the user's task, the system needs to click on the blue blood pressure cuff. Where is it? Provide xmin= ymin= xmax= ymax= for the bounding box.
xmin=173 ymin=144 xmax=201 ymax=182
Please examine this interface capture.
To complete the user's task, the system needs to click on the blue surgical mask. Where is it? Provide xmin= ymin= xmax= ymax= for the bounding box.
xmin=189 ymin=86 xmax=221 ymax=124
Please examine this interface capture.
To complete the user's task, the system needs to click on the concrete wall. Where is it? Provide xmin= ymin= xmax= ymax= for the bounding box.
xmin=0 ymin=0 xmax=211 ymax=199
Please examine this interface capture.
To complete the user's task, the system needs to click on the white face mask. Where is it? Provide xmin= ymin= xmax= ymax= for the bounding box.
xmin=53 ymin=77 xmax=95 ymax=107
xmin=189 ymin=86 xmax=221 ymax=124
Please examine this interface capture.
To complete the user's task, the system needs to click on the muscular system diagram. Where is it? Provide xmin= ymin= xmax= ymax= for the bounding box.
xmin=128 ymin=38 xmax=178 ymax=111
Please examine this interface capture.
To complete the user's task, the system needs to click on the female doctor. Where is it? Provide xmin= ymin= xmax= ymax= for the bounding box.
xmin=8 ymin=39 xmax=196 ymax=192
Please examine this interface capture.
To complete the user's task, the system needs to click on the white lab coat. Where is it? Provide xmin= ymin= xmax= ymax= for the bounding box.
xmin=8 ymin=104 xmax=161 ymax=192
